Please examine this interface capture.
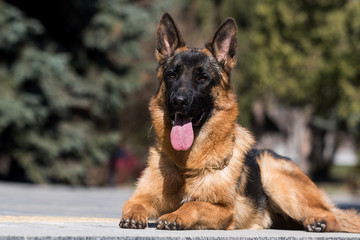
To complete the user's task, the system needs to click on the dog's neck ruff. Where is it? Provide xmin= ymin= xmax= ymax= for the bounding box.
xmin=173 ymin=151 xmax=233 ymax=177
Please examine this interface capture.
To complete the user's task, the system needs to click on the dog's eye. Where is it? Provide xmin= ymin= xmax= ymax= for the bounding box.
xmin=168 ymin=72 xmax=176 ymax=80
xmin=198 ymin=76 xmax=207 ymax=83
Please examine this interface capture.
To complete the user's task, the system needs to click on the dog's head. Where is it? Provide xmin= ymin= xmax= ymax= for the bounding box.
xmin=153 ymin=13 xmax=238 ymax=151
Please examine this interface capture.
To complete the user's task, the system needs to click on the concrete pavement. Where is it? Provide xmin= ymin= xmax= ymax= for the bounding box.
xmin=2 ymin=222 xmax=360 ymax=240
xmin=0 ymin=182 xmax=132 ymax=218
xmin=0 ymin=182 xmax=360 ymax=240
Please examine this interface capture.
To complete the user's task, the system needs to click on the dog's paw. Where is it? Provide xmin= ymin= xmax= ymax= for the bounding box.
xmin=304 ymin=215 xmax=340 ymax=232
xmin=119 ymin=212 xmax=146 ymax=229
xmin=305 ymin=219 xmax=327 ymax=232
xmin=156 ymin=213 xmax=188 ymax=230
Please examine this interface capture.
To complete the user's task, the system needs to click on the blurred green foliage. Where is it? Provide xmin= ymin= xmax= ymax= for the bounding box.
xmin=0 ymin=0 xmax=170 ymax=184
xmin=213 ymin=0 xmax=360 ymax=177
xmin=0 ymin=0 xmax=359 ymax=185
xmin=252 ymin=0 xmax=359 ymax=166
xmin=207 ymin=0 xmax=360 ymax=130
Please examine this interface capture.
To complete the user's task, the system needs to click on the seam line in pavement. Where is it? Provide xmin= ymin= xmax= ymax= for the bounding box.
xmin=0 ymin=215 xmax=119 ymax=223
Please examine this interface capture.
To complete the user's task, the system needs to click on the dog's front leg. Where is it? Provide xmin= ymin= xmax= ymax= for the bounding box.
xmin=156 ymin=201 xmax=233 ymax=230
xmin=120 ymin=194 xmax=159 ymax=229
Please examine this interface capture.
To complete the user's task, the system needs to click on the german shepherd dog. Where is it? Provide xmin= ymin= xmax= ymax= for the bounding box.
xmin=119 ymin=13 xmax=360 ymax=232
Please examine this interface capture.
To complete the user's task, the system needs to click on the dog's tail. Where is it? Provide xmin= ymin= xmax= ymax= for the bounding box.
xmin=333 ymin=208 xmax=360 ymax=233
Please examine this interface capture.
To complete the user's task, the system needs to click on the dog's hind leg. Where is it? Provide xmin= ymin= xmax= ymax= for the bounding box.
xmin=257 ymin=150 xmax=341 ymax=232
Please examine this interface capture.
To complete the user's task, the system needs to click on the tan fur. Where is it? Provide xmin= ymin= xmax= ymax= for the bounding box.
xmin=258 ymin=152 xmax=339 ymax=231
xmin=333 ymin=208 xmax=360 ymax=233
xmin=120 ymin=13 xmax=360 ymax=232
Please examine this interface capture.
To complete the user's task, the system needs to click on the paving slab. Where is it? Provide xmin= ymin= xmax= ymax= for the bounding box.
xmin=1 ymin=222 xmax=360 ymax=240
xmin=0 ymin=182 xmax=360 ymax=240
xmin=0 ymin=182 xmax=132 ymax=218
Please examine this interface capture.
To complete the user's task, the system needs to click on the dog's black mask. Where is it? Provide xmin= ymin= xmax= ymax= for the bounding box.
xmin=164 ymin=49 xmax=219 ymax=130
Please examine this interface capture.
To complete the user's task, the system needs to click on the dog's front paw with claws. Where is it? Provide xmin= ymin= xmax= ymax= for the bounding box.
xmin=119 ymin=212 xmax=146 ymax=229
xmin=119 ymin=204 xmax=147 ymax=229
xmin=156 ymin=213 xmax=190 ymax=230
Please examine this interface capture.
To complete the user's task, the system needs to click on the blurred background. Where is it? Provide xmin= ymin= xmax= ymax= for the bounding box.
xmin=0 ymin=0 xmax=359 ymax=196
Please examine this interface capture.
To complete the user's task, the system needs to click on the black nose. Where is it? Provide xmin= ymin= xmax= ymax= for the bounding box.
xmin=171 ymin=95 xmax=188 ymax=110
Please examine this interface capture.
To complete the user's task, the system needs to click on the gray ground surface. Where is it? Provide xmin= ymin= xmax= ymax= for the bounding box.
xmin=2 ymin=222 xmax=360 ymax=240
xmin=0 ymin=182 xmax=131 ymax=218
xmin=0 ymin=182 xmax=360 ymax=240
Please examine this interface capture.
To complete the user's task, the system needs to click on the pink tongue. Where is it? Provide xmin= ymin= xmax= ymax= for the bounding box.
xmin=170 ymin=114 xmax=194 ymax=151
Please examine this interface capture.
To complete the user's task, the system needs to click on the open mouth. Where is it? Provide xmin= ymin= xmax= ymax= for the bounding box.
xmin=170 ymin=112 xmax=205 ymax=127
xmin=169 ymin=112 xmax=205 ymax=151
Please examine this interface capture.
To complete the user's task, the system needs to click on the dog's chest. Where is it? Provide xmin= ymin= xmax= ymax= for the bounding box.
xmin=181 ymin=168 xmax=236 ymax=205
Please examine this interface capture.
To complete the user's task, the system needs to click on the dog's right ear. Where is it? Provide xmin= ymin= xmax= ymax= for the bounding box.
xmin=156 ymin=13 xmax=185 ymax=63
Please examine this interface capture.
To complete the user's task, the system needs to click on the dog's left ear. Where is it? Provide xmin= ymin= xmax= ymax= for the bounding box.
xmin=206 ymin=18 xmax=237 ymax=70
xmin=156 ymin=13 xmax=185 ymax=63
